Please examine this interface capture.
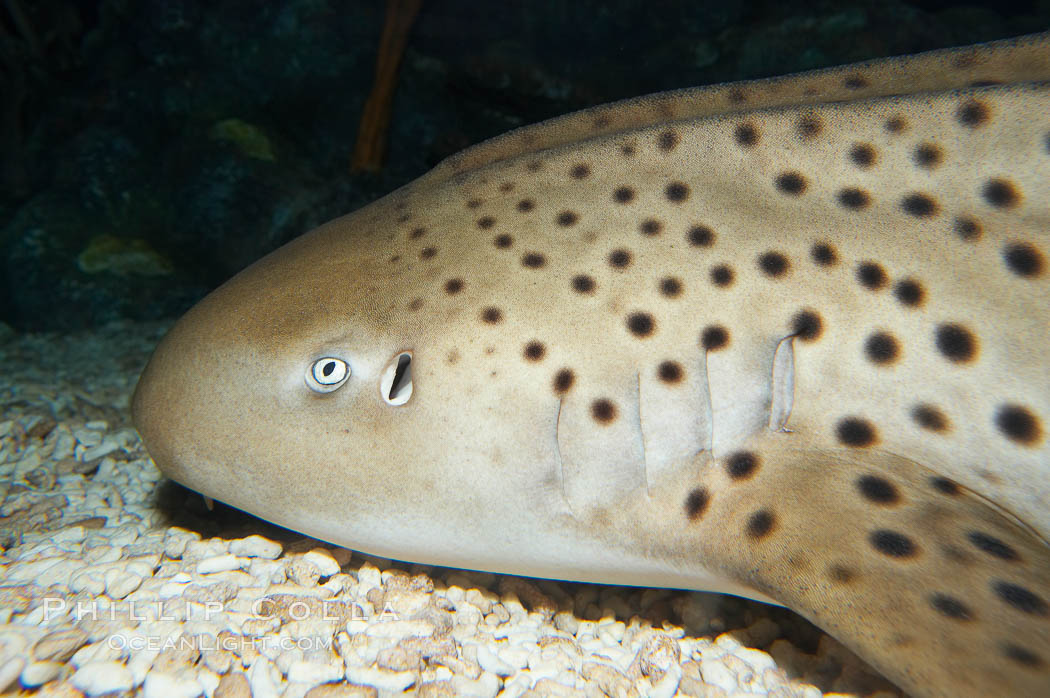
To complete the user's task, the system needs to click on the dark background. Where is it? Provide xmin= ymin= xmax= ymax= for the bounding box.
xmin=2 ymin=0 xmax=1048 ymax=331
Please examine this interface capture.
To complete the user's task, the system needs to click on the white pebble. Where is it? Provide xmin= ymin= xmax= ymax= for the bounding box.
xmin=648 ymin=662 xmax=681 ymax=698
xmin=71 ymin=660 xmax=134 ymax=696
xmin=452 ymin=671 xmax=500 ymax=698
xmin=302 ymin=550 xmax=340 ymax=577
xmin=476 ymin=645 xmax=514 ymax=677
xmin=105 ymin=568 xmax=143 ymax=599
xmin=229 ymin=535 xmax=283 ymax=559
xmin=248 ymin=656 xmax=281 ymax=698
xmin=699 ymin=658 xmax=738 ymax=693
xmin=345 ymin=666 xmax=415 ymax=692
xmin=197 ymin=554 xmax=244 ymax=575
xmin=142 ymin=671 xmax=204 ymax=698
xmin=0 ymin=656 xmax=24 ymax=693
xmin=286 ymin=660 xmax=343 ymax=685
xmin=19 ymin=660 xmax=61 ymax=687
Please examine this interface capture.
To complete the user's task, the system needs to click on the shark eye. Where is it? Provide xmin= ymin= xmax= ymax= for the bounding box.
xmin=307 ymin=357 xmax=350 ymax=392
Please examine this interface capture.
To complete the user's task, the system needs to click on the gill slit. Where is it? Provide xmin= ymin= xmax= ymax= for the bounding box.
xmin=635 ymin=371 xmax=651 ymax=498
xmin=553 ymin=396 xmax=574 ymax=516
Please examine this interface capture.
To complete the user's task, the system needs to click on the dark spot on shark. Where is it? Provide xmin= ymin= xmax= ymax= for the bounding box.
xmin=657 ymin=361 xmax=684 ymax=384
xmin=901 ymin=192 xmax=939 ymax=217
xmin=758 ymin=251 xmax=790 ymax=277
xmin=626 ymin=312 xmax=656 ymax=338
xmin=936 ymin=323 xmax=978 ymax=363
xmin=614 ymin=186 xmax=635 ymax=204
xmin=734 ymin=123 xmax=759 ymax=147
xmin=523 ymin=341 xmax=545 ymax=361
xmin=930 ymin=476 xmax=961 ymax=496
xmin=953 ymin=215 xmax=982 ymax=241
xmin=658 ymin=130 xmax=679 ymax=151
xmin=685 ymin=487 xmax=710 ymax=520
xmin=837 ymin=417 xmax=877 ymax=447
xmin=894 ymin=279 xmax=925 ymax=306
xmin=857 ymin=262 xmax=888 ymax=290
xmin=1003 ymin=242 xmax=1043 ymax=277
xmin=726 ymin=451 xmax=759 ymax=480
xmin=609 ymin=249 xmax=632 ymax=268
xmin=857 ymin=475 xmax=899 ymax=504
xmin=885 ymin=115 xmax=907 ymax=133
xmin=665 ymin=182 xmax=689 ymax=202
xmin=553 ymin=369 xmax=575 ymax=394
xmin=993 ymin=581 xmax=1048 ymax=616
xmin=956 ymin=98 xmax=989 ymax=127
xmin=912 ymin=404 xmax=950 ymax=432
xmin=688 ymin=225 xmax=715 ymax=247
xmin=983 ymin=178 xmax=1020 ymax=208
xmin=797 ymin=114 xmax=822 ymax=139
xmin=775 ymin=172 xmax=807 ymax=195
xmin=591 ymin=398 xmax=618 ymax=424
xmin=746 ymin=510 xmax=776 ymax=539
xmin=710 ymin=264 xmax=734 ymax=287
xmin=1002 ymin=644 xmax=1043 ymax=668
xmin=571 ymin=275 xmax=595 ymax=294
xmin=557 ymin=210 xmax=579 ymax=227
xmin=930 ymin=593 xmax=973 ymax=621
xmin=914 ymin=143 xmax=943 ymax=169
xmin=837 ymin=187 xmax=870 ymax=210
xmin=701 ymin=325 xmax=729 ymax=351
xmin=865 ymin=332 xmax=900 ymax=365
xmin=522 ymin=252 xmax=546 ymax=269
xmin=995 ymin=404 xmax=1042 ymax=445
xmin=791 ymin=309 xmax=822 ymax=341
xmin=640 ymin=218 xmax=663 ymax=236
xmin=849 ymin=143 xmax=877 ymax=168
xmin=870 ymin=530 xmax=917 ymax=558
xmin=811 ymin=242 xmax=837 ymax=266
xmin=967 ymin=531 xmax=1019 ymax=561
xmin=659 ymin=277 xmax=683 ymax=297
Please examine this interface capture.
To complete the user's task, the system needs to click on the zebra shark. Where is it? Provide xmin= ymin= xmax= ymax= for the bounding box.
xmin=132 ymin=32 xmax=1050 ymax=697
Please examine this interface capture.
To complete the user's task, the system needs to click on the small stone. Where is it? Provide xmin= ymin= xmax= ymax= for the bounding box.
xmin=214 ymin=671 xmax=251 ymax=698
xmin=0 ymin=656 xmax=25 ymax=693
xmin=105 ymin=568 xmax=143 ymax=599
xmin=71 ymin=660 xmax=134 ymax=696
xmin=287 ymin=557 xmax=322 ymax=586
xmin=229 ymin=535 xmax=283 ymax=559
xmin=287 ymin=660 xmax=343 ymax=685
xmin=33 ymin=628 xmax=89 ymax=662
xmin=345 ymin=666 xmax=415 ymax=692
xmin=20 ymin=660 xmax=62 ymax=687
xmin=142 ymin=671 xmax=203 ymax=698
xmin=476 ymin=645 xmax=514 ymax=677
xmin=303 ymin=549 xmax=340 ymax=577
xmin=197 ymin=554 xmax=243 ymax=574
xmin=699 ymin=658 xmax=738 ymax=692
xmin=304 ymin=683 xmax=378 ymax=698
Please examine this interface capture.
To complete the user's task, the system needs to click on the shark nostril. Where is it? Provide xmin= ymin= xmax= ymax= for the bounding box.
xmin=381 ymin=352 xmax=413 ymax=406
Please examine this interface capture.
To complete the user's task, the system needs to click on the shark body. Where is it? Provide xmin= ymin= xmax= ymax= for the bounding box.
xmin=133 ymin=33 xmax=1050 ymax=697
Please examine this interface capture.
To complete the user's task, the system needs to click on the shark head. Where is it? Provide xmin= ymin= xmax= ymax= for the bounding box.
xmin=131 ymin=202 xmax=759 ymax=595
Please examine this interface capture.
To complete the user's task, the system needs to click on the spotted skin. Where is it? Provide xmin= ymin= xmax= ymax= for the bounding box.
xmin=132 ymin=33 xmax=1050 ymax=698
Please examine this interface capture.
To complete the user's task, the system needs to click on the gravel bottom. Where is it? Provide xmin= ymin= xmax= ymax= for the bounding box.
xmin=0 ymin=321 xmax=903 ymax=698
